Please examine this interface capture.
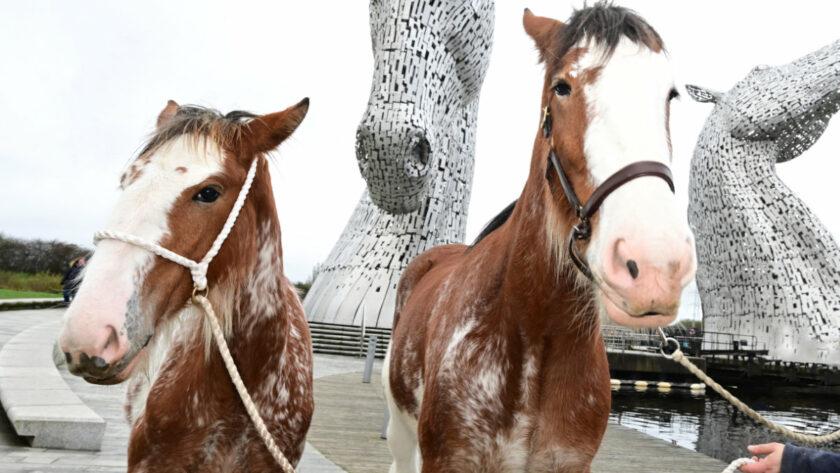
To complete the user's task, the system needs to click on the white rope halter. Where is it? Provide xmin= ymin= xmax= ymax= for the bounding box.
xmin=94 ymin=156 xmax=260 ymax=291
xmin=94 ymin=156 xmax=296 ymax=472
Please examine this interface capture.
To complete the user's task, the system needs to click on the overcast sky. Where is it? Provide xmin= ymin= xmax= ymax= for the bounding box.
xmin=1 ymin=1 xmax=838 ymax=301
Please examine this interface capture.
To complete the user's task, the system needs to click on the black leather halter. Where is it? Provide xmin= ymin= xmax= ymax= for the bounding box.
xmin=542 ymin=106 xmax=675 ymax=279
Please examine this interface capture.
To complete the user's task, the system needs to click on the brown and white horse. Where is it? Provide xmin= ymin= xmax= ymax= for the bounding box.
xmin=384 ymin=4 xmax=696 ymax=472
xmin=58 ymin=99 xmax=314 ymax=472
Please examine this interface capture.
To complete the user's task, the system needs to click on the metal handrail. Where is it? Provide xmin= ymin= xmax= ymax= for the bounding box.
xmin=601 ymin=325 xmax=766 ymax=359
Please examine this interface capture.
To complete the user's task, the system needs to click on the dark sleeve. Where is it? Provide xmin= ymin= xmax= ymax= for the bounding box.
xmin=782 ymin=443 xmax=840 ymax=473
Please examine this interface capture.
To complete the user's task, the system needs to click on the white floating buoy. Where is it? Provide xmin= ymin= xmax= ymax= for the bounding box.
xmin=657 ymin=382 xmax=672 ymax=389
xmin=634 ymin=381 xmax=648 ymax=389
xmin=610 ymin=379 xmax=621 ymax=386
xmin=690 ymin=383 xmax=706 ymax=391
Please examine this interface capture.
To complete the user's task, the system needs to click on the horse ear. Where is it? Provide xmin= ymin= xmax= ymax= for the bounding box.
xmin=685 ymin=85 xmax=722 ymax=104
xmin=157 ymin=100 xmax=179 ymax=129
xmin=247 ymin=98 xmax=309 ymax=153
xmin=523 ymin=8 xmax=564 ymax=63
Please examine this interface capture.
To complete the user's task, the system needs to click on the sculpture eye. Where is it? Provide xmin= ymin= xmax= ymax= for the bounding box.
xmin=193 ymin=186 xmax=221 ymax=203
xmin=668 ymin=88 xmax=680 ymax=101
xmin=554 ymin=80 xmax=572 ymax=97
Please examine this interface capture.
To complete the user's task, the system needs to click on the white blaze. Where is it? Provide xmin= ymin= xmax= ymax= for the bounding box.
xmin=576 ymin=39 xmax=689 ymax=277
xmin=63 ymin=137 xmax=225 ymax=352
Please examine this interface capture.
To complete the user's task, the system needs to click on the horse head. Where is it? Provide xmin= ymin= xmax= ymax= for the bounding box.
xmin=356 ymin=0 xmax=494 ymax=214
xmin=524 ymin=4 xmax=696 ymax=328
xmin=687 ymin=39 xmax=840 ymax=163
xmin=58 ymin=99 xmax=308 ymax=384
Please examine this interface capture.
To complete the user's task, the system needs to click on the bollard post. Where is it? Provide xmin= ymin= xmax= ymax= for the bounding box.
xmin=362 ymin=335 xmax=378 ymax=383
xmin=381 ymin=406 xmax=390 ymax=439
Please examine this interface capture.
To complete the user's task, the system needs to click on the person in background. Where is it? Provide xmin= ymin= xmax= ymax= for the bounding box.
xmin=61 ymin=257 xmax=86 ymax=302
xmin=742 ymin=442 xmax=840 ymax=473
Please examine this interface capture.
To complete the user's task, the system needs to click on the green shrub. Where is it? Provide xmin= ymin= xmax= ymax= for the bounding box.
xmin=0 ymin=270 xmax=62 ymax=293
xmin=0 ymin=233 xmax=90 ymax=275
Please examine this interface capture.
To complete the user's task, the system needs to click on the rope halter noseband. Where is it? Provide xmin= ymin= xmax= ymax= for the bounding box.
xmin=94 ymin=156 xmax=260 ymax=291
xmin=93 ymin=156 xmax=297 ymax=472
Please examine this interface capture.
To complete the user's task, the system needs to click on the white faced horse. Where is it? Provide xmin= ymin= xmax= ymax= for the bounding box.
xmin=385 ymin=4 xmax=695 ymax=472
xmin=59 ymin=100 xmax=314 ymax=472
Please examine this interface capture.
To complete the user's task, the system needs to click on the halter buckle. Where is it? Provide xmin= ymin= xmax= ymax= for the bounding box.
xmin=572 ymin=219 xmax=591 ymax=241
xmin=659 ymin=336 xmax=680 ymax=360
xmin=541 ymin=106 xmax=553 ymax=138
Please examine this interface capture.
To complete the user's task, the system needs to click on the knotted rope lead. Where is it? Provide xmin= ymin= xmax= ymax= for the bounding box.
xmin=194 ymin=294 xmax=295 ymax=473
xmin=722 ymin=458 xmax=753 ymax=473
xmin=94 ymin=157 xmax=295 ymax=472
xmin=660 ymin=336 xmax=840 ymax=445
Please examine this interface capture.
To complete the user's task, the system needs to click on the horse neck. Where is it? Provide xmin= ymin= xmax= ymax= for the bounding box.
xmin=218 ymin=165 xmax=289 ymax=343
xmin=498 ymin=137 xmax=597 ymax=337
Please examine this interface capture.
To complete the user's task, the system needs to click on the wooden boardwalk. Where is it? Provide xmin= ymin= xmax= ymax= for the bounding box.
xmin=310 ymin=371 xmax=729 ymax=473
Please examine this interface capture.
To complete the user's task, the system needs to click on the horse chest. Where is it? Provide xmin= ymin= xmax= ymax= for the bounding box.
xmin=128 ymin=358 xmax=305 ymax=472
xmin=126 ymin=310 xmax=312 ymax=472
xmin=435 ymin=345 xmax=607 ymax=472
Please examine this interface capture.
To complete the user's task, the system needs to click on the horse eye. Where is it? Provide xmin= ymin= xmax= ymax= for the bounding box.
xmin=193 ymin=187 xmax=221 ymax=203
xmin=554 ymin=81 xmax=572 ymax=97
xmin=668 ymin=88 xmax=680 ymax=101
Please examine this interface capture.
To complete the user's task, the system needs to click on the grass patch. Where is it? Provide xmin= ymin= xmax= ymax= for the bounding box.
xmin=0 ymin=270 xmax=62 ymax=294
xmin=0 ymin=288 xmax=61 ymax=300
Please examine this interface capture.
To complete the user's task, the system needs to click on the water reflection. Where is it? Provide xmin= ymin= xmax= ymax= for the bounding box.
xmin=609 ymin=388 xmax=840 ymax=462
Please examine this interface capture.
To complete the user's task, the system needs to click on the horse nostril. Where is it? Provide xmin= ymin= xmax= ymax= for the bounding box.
xmin=627 ymin=260 xmax=639 ymax=279
xmin=91 ymin=356 xmax=108 ymax=370
xmin=64 ymin=352 xmax=73 ymax=364
xmin=412 ymin=137 xmax=430 ymax=167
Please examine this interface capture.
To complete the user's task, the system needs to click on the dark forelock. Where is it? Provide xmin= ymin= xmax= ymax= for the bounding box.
xmin=548 ymin=2 xmax=664 ymax=69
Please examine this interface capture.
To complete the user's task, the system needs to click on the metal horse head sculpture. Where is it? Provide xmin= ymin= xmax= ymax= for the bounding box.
xmin=304 ymin=0 xmax=494 ymax=328
xmin=356 ymin=0 xmax=494 ymax=214
xmin=687 ymin=39 xmax=840 ymax=364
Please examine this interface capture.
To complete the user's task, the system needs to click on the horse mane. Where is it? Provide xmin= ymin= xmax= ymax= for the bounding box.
xmin=138 ymin=106 xmax=257 ymax=159
xmin=543 ymin=1 xmax=664 ymax=68
xmin=471 ymin=200 xmax=517 ymax=247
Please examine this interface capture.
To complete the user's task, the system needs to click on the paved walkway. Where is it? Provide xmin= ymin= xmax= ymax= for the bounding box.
xmin=0 ymin=309 xmax=359 ymax=472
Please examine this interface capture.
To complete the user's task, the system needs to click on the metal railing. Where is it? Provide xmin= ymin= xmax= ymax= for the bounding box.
xmin=602 ymin=325 xmax=765 ymax=359
xmin=701 ymin=331 xmax=765 ymax=357
xmin=602 ymin=325 xmax=693 ymax=354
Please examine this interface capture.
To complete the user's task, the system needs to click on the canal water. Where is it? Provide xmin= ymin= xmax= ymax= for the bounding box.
xmin=610 ymin=387 xmax=840 ymax=462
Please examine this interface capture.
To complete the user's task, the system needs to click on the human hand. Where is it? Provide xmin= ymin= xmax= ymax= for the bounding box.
xmin=739 ymin=443 xmax=784 ymax=473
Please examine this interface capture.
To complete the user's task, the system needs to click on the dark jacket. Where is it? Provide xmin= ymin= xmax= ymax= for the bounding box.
xmin=61 ymin=266 xmax=82 ymax=290
xmin=783 ymin=444 xmax=840 ymax=473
